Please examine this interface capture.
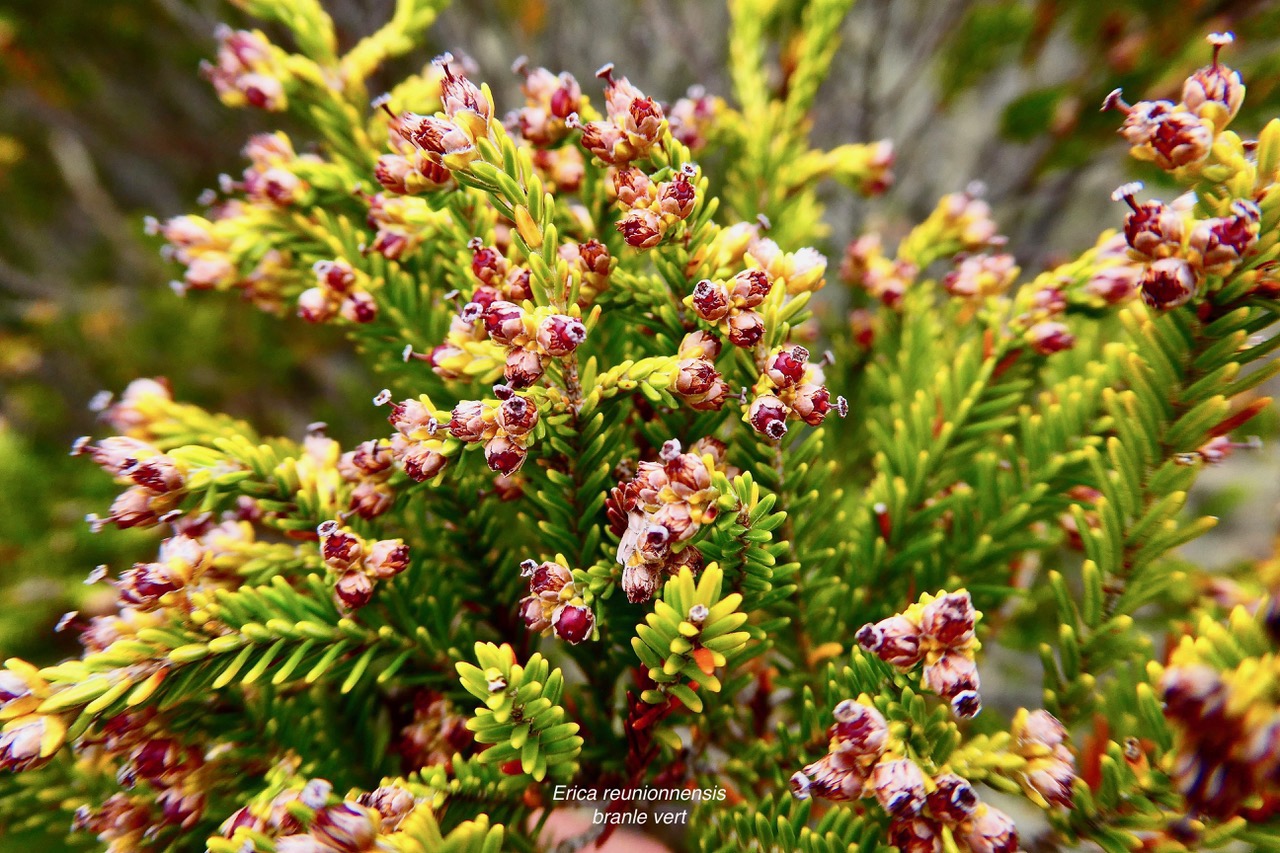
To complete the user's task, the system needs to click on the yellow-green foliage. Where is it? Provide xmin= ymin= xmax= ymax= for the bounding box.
xmin=7 ymin=2 xmax=1280 ymax=852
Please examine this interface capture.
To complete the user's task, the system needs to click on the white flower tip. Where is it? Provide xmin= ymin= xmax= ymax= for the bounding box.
xmin=1110 ymin=181 xmax=1143 ymax=201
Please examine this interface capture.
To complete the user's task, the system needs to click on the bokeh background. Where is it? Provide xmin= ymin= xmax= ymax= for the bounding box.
xmin=4 ymin=0 xmax=1280 ymax=761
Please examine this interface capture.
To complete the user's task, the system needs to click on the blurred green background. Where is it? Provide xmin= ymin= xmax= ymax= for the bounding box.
xmin=4 ymin=0 xmax=1280 ymax=722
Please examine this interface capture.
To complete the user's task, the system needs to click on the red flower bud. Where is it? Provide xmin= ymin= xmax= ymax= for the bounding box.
xmin=675 ymin=358 xmax=719 ymax=397
xmin=105 ymin=486 xmax=169 ymax=529
xmin=335 ymin=570 xmax=374 ymax=609
xmin=920 ymin=590 xmax=976 ymax=645
xmin=1085 ymin=264 xmax=1139 ymax=305
xmin=727 ymin=310 xmax=765 ymax=348
xmin=618 ymin=209 xmax=664 ymax=248
xmin=483 ymin=301 xmax=527 ymax=345
xmin=659 ymin=170 xmax=697 ymax=220
xmin=340 ymin=441 xmax=394 ymax=480
xmin=314 ymin=259 xmax=356 ymax=293
xmin=504 ymin=348 xmax=545 ymax=388
xmin=1027 ymin=321 xmax=1075 ymax=356
xmin=389 ymin=398 xmax=435 ymax=435
xmin=340 ymin=291 xmax=378 ymax=324
xmin=927 ymin=773 xmax=978 ymax=823
xmin=730 ymin=269 xmax=772 ymax=307
xmin=519 ymin=595 xmax=549 ymax=632
xmin=872 ymin=758 xmax=928 ymax=816
xmin=856 ymin=614 xmax=923 ymax=667
xmin=321 ymin=528 xmax=364 ymax=571
xmin=612 ymin=168 xmax=652 ymax=206
xmin=496 ymin=395 xmax=539 ymax=436
xmin=765 ymin=346 xmax=809 ymax=388
xmin=1189 ymin=200 xmax=1260 ymax=275
xmin=962 ymin=805 xmax=1019 ymax=853
xmin=691 ymin=279 xmax=731 ymax=322
xmin=1140 ymin=257 xmax=1198 ymax=310
xmin=124 ymin=456 xmax=184 ymax=494
xmin=889 ymin=817 xmax=944 ymax=853
xmin=309 ymin=803 xmax=380 ymax=851
xmin=396 ymin=440 xmax=447 ymax=482
xmin=449 ymin=400 xmax=491 ymax=443
xmin=117 ymin=562 xmax=183 ymax=609
xmin=470 ymin=243 xmax=508 ymax=285
xmin=364 ymin=539 xmax=410 ymax=579
xmin=678 ymin=329 xmax=722 ymax=360
xmin=1113 ymin=184 xmax=1185 ymax=260
xmin=485 ymin=436 xmax=528 ymax=474
xmin=1183 ymin=33 xmax=1244 ymax=128
xmin=830 ymin=699 xmax=889 ymax=757
xmin=504 ymin=267 xmax=534 ymax=302
xmin=527 ymin=561 xmax=573 ymax=594
xmin=748 ymin=395 xmax=790 ymax=440
xmin=791 ymin=383 xmax=846 ymax=426
xmin=535 ymin=314 xmax=587 ymax=356
xmin=923 ymin=651 xmax=980 ymax=703
xmin=348 ymin=481 xmax=393 ymax=519
xmin=553 ymin=603 xmax=595 ymax=644
xmin=298 ymin=287 xmax=338 ymax=323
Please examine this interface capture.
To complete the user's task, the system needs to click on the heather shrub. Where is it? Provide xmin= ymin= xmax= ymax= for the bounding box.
xmin=6 ymin=2 xmax=1280 ymax=852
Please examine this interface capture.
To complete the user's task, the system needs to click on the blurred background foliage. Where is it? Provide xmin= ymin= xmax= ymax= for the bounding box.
xmin=4 ymin=0 xmax=1280 ymax=683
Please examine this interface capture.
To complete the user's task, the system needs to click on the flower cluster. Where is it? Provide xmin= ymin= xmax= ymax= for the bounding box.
xmin=1105 ymin=34 xmax=1242 ymax=172
xmin=944 ymin=253 xmax=1018 ymax=302
xmin=478 ymin=299 xmax=586 ymax=389
xmin=518 ymin=559 xmax=596 ymax=644
xmin=148 ymin=134 xmax=345 ymax=308
xmin=397 ymin=690 xmax=474 ymax=772
xmin=1111 ymin=182 xmax=1260 ymax=310
xmin=841 ymin=234 xmax=919 ymax=308
xmin=337 ymin=439 xmax=396 ymax=520
xmin=509 ymin=59 xmax=583 ymax=147
xmin=1161 ymin=634 xmax=1280 ymax=818
xmin=613 ymin=163 xmax=698 ymax=249
xmin=0 ymin=661 xmax=66 ymax=774
xmin=667 ymin=86 xmax=722 ymax=152
xmin=747 ymin=345 xmax=848 ymax=440
xmin=375 ymin=81 xmax=454 ymax=196
xmin=298 ymin=259 xmax=378 ymax=324
xmin=1009 ymin=285 xmax=1076 ymax=356
xmin=364 ymin=193 xmax=444 ymax=260
xmin=608 ymin=439 xmax=723 ymax=603
xmin=75 ymin=435 xmax=188 ymax=531
xmin=144 ymin=209 xmax=252 ymax=303
xmin=383 ymin=393 xmax=451 ymax=482
xmin=1010 ymin=709 xmax=1077 ymax=809
xmin=227 ymin=132 xmax=317 ymax=207
xmin=573 ymin=64 xmax=666 ymax=165
xmin=857 ymin=590 xmax=983 ymax=718
xmin=30 ymin=5 xmax=1280 ymax=852
xmin=745 ymin=234 xmax=828 ymax=296
xmin=318 ymin=520 xmax=411 ymax=610
xmin=688 ymin=269 xmax=773 ymax=348
xmin=201 ymin=26 xmax=289 ymax=111
xmin=448 ymin=387 xmax=540 ymax=475
xmin=88 ymin=713 xmax=212 ymax=833
xmin=841 ymin=186 xmax=999 ymax=308
xmin=392 ymin=54 xmax=494 ymax=176
xmin=789 ymin=698 xmax=890 ymax=802
xmin=672 ymin=331 xmax=730 ymax=411
xmin=789 ymin=698 xmax=1018 ymax=853
xmin=115 ymin=533 xmax=212 ymax=611
xmin=218 ymin=779 xmax=424 ymax=851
